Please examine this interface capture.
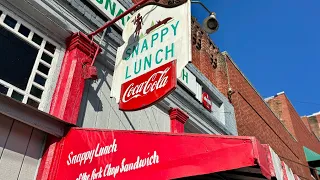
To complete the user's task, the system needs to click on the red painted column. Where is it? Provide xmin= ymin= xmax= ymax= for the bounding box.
xmin=169 ymin=108 xmax=189 ymax=133
xmin=50 ymin=32 xmax=100 ymax=125
xmin=37 ymin=32 xmax=100 ymax=180
xmin=36 ymin=136 xmax=62 ymax=180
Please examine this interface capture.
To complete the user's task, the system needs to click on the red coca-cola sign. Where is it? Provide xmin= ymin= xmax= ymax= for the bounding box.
xmin=119 ymin=60 xmax=177 ymax=111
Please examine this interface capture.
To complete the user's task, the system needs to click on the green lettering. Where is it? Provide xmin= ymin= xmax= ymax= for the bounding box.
xmin=124 ymin=48 xmax=131 ymax=60
xmin=131 ymin=44 xmax=139 ymax=58
xmin=134 ymin=59 xmax=141 ymax=74
xmin=105 ymin=0 xmax=116 ymax=16
xmin=140 ymin=39 xmax=148 ymax=53
xmin=155 ymin=49 xmax=163 ymax=64
xmin=151 ymin=33 xmax=159 ymax=48
xmin=134 ymin=59 xmax=142 ymax=74
xmin=165 ymin=43 xmax=174 ymax=60
xmin=144 ymin=55 xmax=152 ymax=70
xmin=125 ymin=66 xmax=131 ymax=79
xmin=96 ymin=0 xmax=103 ymax=4
xmin=160 ymin=27 xmax=169 ymax=42
xmin=116 ymin=9 xmax=126 ymax=26
xmin=171 ymin=21 xmax=180 ymax=36
xmin=182 ymin=69 xmax=188 ymax=84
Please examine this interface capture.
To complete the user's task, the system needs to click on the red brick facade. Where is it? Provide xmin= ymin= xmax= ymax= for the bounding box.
xmin=190 ymin=16 xmax=320 ymax=179
xmin=307 ymin=113 xmax=320 ymax=139
xmin=192 ymin=16 xmax=320 ymax=179
xmin=301 ymin=116 xmax=313 ymax=133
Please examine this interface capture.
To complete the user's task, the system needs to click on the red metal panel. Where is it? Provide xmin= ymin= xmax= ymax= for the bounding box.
xmin=252 ymin=140 xmax=272 ymax=179
xmin=119 ymin=60 xmax=177 ymax=111
xmin=47 ymin=129 xmax=273 ymax=180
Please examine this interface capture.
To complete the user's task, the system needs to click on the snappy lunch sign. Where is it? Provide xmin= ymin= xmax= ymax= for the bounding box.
xmin=111 ymin=1 xmax=191 ymax=111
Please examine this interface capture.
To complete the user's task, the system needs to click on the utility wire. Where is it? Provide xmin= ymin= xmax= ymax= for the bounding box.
xmin=290 ymin=100 xmax=320 ymax=106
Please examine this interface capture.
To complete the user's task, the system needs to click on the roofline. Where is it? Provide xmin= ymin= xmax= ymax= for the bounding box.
xmin=307 ymin=112 xmax=320 ymax=117
xmin=221 ymin=51 xmax=298 ymax=142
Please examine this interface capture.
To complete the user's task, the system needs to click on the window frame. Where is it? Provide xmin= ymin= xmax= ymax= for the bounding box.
xmin=0 ymin=4 xmax=62 ymax=111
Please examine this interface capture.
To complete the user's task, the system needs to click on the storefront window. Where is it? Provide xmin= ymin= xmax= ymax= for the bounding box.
xmin=0 ymin=7 xmax=60 ymax=109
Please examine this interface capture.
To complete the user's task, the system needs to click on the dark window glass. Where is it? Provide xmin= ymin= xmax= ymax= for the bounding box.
xmin=18 ymin=25 xmax=30 ymax=37
xmin=4 ymin=15 xmax=17 ymax=28
xmin=32 ymin=33 xmax=43 ymax=45
xmin=0 ymin=27 xmax=38 ymax=90
xmin=30 ymin=86 xmax=42 ymax=99
xmin=0 ymin=84 xmax=8 ymax=95
xmin=45 ymin=42 xmax=56 ymax=54
xmin=38 ymin=63 xmax=49 ymax=75
xmin=0 ymin=11 xmax=2 ymax=16
xmin=41 ymin=52 xmax=53 ymax=64
xmin=27 ymin=98 xmax=39 ymax=108
xmin=34 ymin=74 xmax=46 ymax=86
xmin=11 ymin=91 xmax=23 ymax=101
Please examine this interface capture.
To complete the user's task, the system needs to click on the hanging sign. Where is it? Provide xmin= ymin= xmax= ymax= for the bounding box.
xmin=110 ymin=0 xmax=192 ymax=111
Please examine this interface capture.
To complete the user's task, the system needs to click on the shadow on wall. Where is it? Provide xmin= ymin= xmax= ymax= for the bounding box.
xmin=77 ymin=61 xmax=136 ymax=130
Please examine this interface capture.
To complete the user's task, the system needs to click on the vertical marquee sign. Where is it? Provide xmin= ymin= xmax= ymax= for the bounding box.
xmin=110 ymin=0 xmax=192 ymax=111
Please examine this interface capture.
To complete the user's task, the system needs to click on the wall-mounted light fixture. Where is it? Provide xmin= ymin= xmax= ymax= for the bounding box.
xmin=191 ymin=1 xmax=219 ymax=34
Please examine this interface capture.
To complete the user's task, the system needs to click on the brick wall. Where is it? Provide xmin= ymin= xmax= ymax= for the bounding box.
xmin=266 ymin=94 xmax=298 ymax=139
xmin=130 ymin=0 xmax=318 ymax=178
xmin=301 ymin=116 xmax=312 ymax=133
xmin=308 ymin=114 xmax=320 ymax=139
xmin=191 ymin=17 xmax=317 ymax=179
xmin=267 ymin=94 xmax=320 ymax=152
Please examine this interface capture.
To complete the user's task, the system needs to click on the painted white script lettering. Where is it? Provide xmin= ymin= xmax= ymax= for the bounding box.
xmin=120 ymin=151 xmax=159 ymax=173
xmin=67 ymin=139 xmax=117 ymax=166
xmin=122 ymin=67 xmax=170 ymax=103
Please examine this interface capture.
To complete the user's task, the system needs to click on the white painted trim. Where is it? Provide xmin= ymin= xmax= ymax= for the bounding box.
xmin=0 ymin=5 xmax=62 ymax=112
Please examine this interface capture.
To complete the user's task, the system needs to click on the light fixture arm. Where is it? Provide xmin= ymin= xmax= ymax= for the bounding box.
xmin=88 ymin=0 xmax=149 ymax=38
xmin=191 ymin=1 xmax=212 ymax=15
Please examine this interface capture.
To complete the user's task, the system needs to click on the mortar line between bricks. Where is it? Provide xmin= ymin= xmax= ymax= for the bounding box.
xmin=237 ymin=91 xmax=301 ymax=160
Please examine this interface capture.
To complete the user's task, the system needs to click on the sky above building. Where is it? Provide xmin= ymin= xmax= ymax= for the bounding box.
xmin=191 ymin=0 xmax=320 ymax=116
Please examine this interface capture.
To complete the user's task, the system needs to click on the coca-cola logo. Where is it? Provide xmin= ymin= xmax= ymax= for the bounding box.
xmin=119 ymin=61 xmax=177 ymax=111
xmin=202 ymin=92 xmax=212 ymax=112
xmin=122 ymin=67 xmax=170 ymax=103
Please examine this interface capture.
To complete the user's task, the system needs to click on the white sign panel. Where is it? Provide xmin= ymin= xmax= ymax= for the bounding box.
xmin=110 ymin=1 xmax=192 ymax=104
xmin=284 ymin=163 xmax=295 ymax=180
xmin=88 ymin=0 xmax=130 ymax=30
xmin=269 ymin=147 xmax=283 ymax=180
xmin=178 ymin=68 xmax=202 ymax=102
xmin=178 ymin=68 xmax=197 ymax=95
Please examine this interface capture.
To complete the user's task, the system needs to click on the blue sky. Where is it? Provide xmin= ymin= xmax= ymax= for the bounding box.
xmin=191 ymin=0 xmax=320 ymax=116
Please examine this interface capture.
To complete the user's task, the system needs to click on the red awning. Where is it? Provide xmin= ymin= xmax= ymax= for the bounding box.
xmin=49 ymin=128 xmax=285 ymax=179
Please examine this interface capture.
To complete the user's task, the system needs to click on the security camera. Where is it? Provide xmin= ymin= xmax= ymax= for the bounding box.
xmin=202 ymin=12 xmax=219 ymax=34
xmin=228 ymin=88 xmax=235 ymax=95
